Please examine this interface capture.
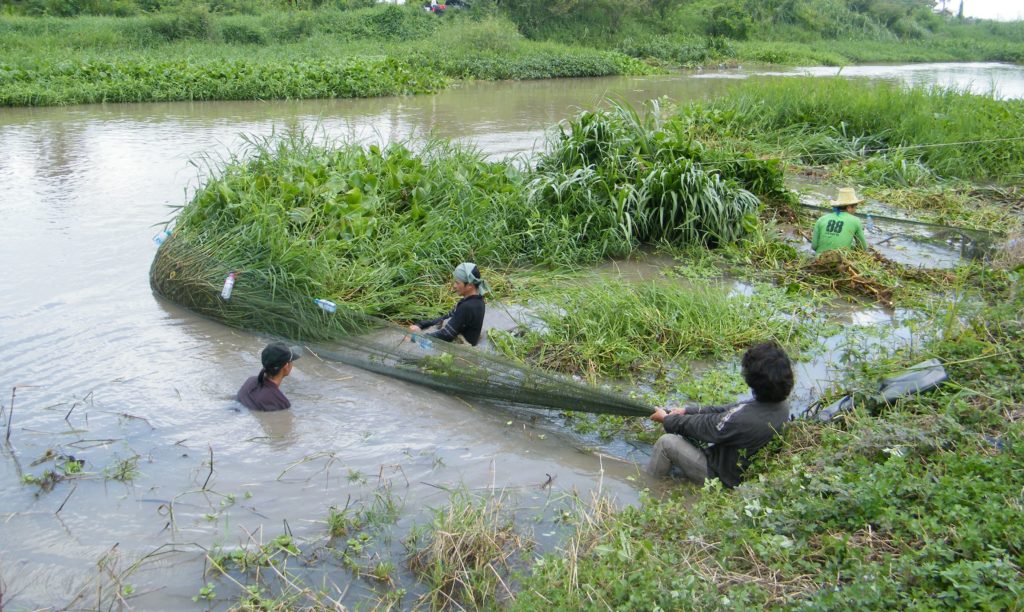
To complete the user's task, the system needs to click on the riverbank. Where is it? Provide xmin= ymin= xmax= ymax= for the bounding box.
xmin=2 ymin=3 xmax=1022 ymax=106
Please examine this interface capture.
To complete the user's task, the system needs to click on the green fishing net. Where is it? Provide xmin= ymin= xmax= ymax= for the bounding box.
xmin=150 ymin=234 xmax=651 ymax=417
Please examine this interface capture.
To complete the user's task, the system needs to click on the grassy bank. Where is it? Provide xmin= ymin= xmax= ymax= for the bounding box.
xmin=498 ymin=82 xmax=1024 ymax=607
xmin=420 ymin=84 xmax=1021 ymax=606
xmin=0 ymin=9 xmax=649 ymax=106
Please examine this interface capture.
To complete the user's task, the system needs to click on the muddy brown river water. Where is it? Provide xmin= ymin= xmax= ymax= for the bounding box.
xmin=1 ymin=63 xmax=1022 ymax=609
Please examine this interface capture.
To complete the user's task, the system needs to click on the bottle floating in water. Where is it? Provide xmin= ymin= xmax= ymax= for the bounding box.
xmin=314 ymin=298 xmax=337 ymax=313
xmin=865 ymin=214 xmax=875 ymax=231
xmin=152 ymin=228 xmax=172 ymax=245
xmin=220 ymin=272 xmax=236 ymax=301
xmin=414 ymin=335 xmax=433 ymax=350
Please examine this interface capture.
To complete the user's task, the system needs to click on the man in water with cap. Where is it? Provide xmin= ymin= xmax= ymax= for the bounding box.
xmin=236 ymin=342 xmax=301 ymax=411
xmin=812 ymin=187 xmax=868 ymax=254
xmin=408 ymin=262 xmax=489 ymax=346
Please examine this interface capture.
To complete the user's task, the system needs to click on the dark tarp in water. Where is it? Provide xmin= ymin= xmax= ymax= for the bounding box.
xmin=804 ymin=358 xmax=948 ymax=421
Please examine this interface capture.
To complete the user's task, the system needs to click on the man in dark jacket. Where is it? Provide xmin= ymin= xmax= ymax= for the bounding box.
xmin=647 ymin=342 xmax=793 ymax=488
xmin=409 ymin=262 xmax=489 ymax=346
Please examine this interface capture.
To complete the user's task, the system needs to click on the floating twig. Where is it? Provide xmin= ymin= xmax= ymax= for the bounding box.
xmin=67 ymin=438 xmax=120 ymax=449
xmin=99 ymin=411 xmax=155 ymax=429
xmin=56 ymin=483 xmax=78 ymax=515
xmin=277 ymin=451 xmax=337 ymax=481
xmin=377 ymin=463 xmax=409 ymax=488
xmin=201 ymin=444 xmax=214 ymax=491
xmin=6 ymin=386 xmax=16 ymax=441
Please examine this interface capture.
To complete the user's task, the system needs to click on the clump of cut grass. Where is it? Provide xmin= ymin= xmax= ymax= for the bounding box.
xmin=831 ymin=151 xmax=936 ymax=188
xmin=407 ymin=489 xmax=524 ymax=609
xmin=105 ymin=454 xmax=140 ymax=482
xmin=792 ymin=249 xmax=957 ymax=308
xmin=210 ymin=534 xmax=300 ymax=573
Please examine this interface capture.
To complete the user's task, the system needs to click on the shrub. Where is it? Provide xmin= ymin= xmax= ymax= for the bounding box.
xmin=218 ymin=20 xmax=266 ymax=44
xmin=143 ymin=7 xmax=214 ymax=41
xmin=265 ymin=10 xmax=317 ymax=41
xmin=703 ymin=2 xmax=752 ymax=40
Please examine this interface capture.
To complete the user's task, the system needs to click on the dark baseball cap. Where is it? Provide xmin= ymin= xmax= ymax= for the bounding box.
xmin=261 ymin=342 xmax=301 ymax=370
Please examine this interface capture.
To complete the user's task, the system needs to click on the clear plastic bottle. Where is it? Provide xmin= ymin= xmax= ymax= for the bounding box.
xmin=415 ymin=335 xmax=433 ymax=350
xmin=152 ymin=228 xmax=172 ymax=245
xmin=313 ymin=298 xmax=337 ymax=313
xmin=220 ymin=273 xmax=236 ymax=301
xmin=865 ymin=214 xmax=875 ymax=231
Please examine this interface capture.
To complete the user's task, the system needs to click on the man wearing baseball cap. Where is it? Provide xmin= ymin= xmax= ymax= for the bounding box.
xmin=236 ymin=342 xmax=301 ymax=411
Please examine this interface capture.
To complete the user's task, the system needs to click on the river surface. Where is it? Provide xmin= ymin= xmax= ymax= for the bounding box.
xmin=2 ymin=63 xmax=1022 ymax=609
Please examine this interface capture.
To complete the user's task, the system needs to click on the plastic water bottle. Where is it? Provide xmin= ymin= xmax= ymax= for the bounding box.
xmin=314 ymin=298 xmax=337 ymax=313
xmin=416 ymin=335 xmax=433 ymax=350
xmin=865 ymin=214 xmax=875 ymax=231
xmin=152 ymin=228 xmax=172 ymax=245
xmin=220 ymin=273 xmax=236 ymax=301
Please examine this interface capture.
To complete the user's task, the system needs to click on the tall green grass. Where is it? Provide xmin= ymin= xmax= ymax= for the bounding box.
xmin=490 ymin=281 xmax=793 ymax=378
xmin=0 ymin=56 xmax=446 ymax=105
xmin=529 ymin=99 xmax=787 ymax=257
xmin=169 ymin=134 xmax=541 ymax=320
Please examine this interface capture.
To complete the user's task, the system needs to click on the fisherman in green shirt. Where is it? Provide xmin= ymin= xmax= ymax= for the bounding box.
xmin=812 ymin=187 xmax=868 ymax=254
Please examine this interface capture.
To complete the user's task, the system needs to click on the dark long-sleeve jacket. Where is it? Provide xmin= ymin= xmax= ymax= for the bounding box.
xmin=662 ymin=399 xmax=789 ymax=488
xmin=416 ymin=294 xmax=485 ymax=346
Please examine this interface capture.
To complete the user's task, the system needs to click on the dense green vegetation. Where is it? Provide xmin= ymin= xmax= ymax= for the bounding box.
xmin=514 ymin=329 xmax=1024 ymax=607
xmin=2 ymin=0 xmax=1022 ymax=106
xmin=153 ymin=112 xmax=779 ymax=330
xmin=0 ymin=7 xmax=649 ymax=105
xmin=506 ymin=268 xmax=1024 ymax=607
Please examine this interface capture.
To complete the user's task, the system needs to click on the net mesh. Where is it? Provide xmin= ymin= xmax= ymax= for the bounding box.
xmin=150 ymin=234 xmax=652 ymax=417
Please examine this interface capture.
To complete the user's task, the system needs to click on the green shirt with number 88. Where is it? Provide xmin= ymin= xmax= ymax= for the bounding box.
xmin=812 ymin=211 xmax=867 ymax=253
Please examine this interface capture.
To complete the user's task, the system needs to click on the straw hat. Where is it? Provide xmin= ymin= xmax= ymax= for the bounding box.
xmin=831 ymin=187 xmax=863 ymax=207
